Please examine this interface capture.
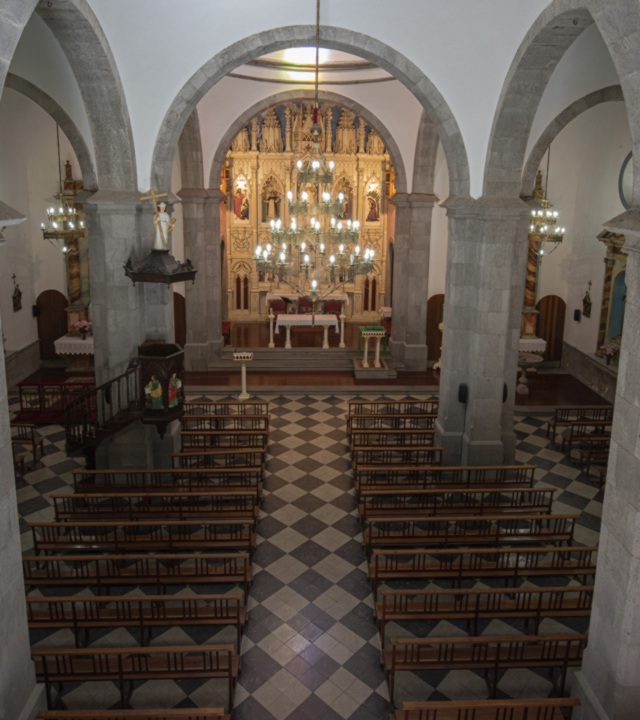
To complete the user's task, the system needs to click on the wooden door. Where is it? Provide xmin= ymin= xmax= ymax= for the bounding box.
xmin=427 ymin=294 xmax=445 ymax=362
xmin=536 ymin=294 xmax=566 ymax=361
xmin=173 ymin=292 xmax=186 ymax=348
xmin=36 ymin=290 xmax=68 ymax=361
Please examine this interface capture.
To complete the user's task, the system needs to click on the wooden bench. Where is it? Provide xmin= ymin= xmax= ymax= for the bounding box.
xmin=30 ymin=518 xmax=257 ymax=559
xmin=179 ymin=429 xmax=269 ymax=451
xmin=358 ymin=487 xmax=556 ymax=521
xmin=11 ymin=421 xmax=45 ymax=467
xmin=27 ymin=593 xmax=247 ymax=651
xmin=347 ymin=413 xmax=437 ymax=434
xmin=51 ymin=489 xmax=260 ymax=522
xmin=363 ymin=513 xmax=577 ymax=559
xmin=171 ymin=450 xmax=266 ymax=472
xmin=33 ymin=644 xmax=239 ymax=711
xmin=348 ymin=400 xmax=439 ymax=416
xmin=368 ymin=546 xmax=597 ymax=600
xmin=578 ymin=436 xmax=611 ymax=480
xmin=353 ymin=447 xmax=444 ymax=472
xmin=376 ymin=585 xmax=593 ymax=646
xmin=383 ymin=633 xmax=587 ymax=704
xmin=561 ymin=421 xmax=612 ymax=456
xmin=350 ymin=429 xmax=436 ymax=450
xmin=73 ymin=468 xmax=263 ymax=494
xmin=354 ymin=463 xmax=537 ymax=497
xmin=37 ymin=710 xmax=229 ymax=720
xmin=184 ymin=400 xmax=269 ymax=416
xmin=23 ymin=552 xmax=253 ymax=600
xmin=546 ymin=405 xmax=613 ymax=443
xmin=393 ymin=698 xmax=580 ymax=720
xmin=181 ymin=414 xmax=270 ymax=431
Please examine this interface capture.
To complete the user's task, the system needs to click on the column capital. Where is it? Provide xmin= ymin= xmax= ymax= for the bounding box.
xmin=390 ymin=192 xmax=438 ymax=209
xmin=177 ymin=188 xmax=223 ymax=204
xmin=443 ymin=194 xmax=530 ymax=219
xmin=604 ymin=208 xmax=640 ymax=255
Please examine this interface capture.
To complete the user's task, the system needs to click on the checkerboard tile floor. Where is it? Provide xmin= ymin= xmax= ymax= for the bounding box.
xmin=10 ymin=393 xmax=604 ymax=718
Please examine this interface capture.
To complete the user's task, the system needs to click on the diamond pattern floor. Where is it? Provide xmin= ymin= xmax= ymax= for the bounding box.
xmin=11 ymin=392 xmax=603 ymax=718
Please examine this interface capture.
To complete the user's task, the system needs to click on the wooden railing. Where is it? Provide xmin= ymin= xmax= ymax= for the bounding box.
xmin=64 ymin=362 xmax=143 ymax=453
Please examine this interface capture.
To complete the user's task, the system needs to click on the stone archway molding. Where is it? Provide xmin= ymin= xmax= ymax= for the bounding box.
xmin=152 ymin=25 xmax=469 ymax=199
xmin=207 ymin=89 xmax=408 ymax=194
xmin=412 ymin=110 xmax=440 ymax=196
xmin=521 ymin=85 xmax=623 ymax=197
xmin=5 ymin=72 xmax=98 ymax=190
xmin=0 ymin=0 xmax=38 ymax=102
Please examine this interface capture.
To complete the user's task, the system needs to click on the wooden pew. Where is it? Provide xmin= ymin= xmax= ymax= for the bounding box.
xmin=184 ymin=400 xmax=269 ymax=416
xmin=352 ymin=447 xmax=444 ymax=472
xmin=561 ymin=421 xmax=612 ymax=456
xmin=171 ymin=450 xmax=266 ymax=472
xmin=363 ymin=513 xmax=577 ymax=559
xmin=27 ymin=593 xmax=247 ymax=651
xmin=33 ymin=644 xmax=239 ymax=711
xmin=51 ymin=489 xmax=260 ymax=522
xmin=383 ymin=633 xmax=587 ymax=704
xmin=348 ymin=400 xmax=439 ymax=416
xmin=368 ymin=546 xmax=597 ymax=600
xmin=30 ymin=518 xmax=257 ymax=559
xmin=578 ymin=436 xmax=611 ymax=480
xmin=347 ymin=413 xmax=437 ymax=434
xmin=72 ymin=468 xmax=263 ymax=494
xmin=354 ymin=464 xmax=537 ymax=497
xmin=23 ymin=552 xmax=253 ymax=601
xmin=546 ymin=405 xmax=613 ymax=443
xmin=350 ymin=429 xmax=436 ymax=450
xmin=11 ymin=421 xmax=45 ymax=467
xmin=179 ymin=429 xmax=269 ymax=451
xmin=181 ymin=415 xmax=270 ymax=432
xmin=358 ymin=487 xmax=556 ymax=521
xmin=376 ymin=585 xmax=593 ymax=646
xmin=37 ymin=711 xmax=229 ymax=720
xmin=393 ymin=698 xmax=580 ymax=720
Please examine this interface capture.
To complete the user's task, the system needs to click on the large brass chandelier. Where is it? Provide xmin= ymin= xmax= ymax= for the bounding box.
xmin=253 ymin=0 xmax=375 ymax=300
xmin=528 ymin=147 xmax=566 ymax=256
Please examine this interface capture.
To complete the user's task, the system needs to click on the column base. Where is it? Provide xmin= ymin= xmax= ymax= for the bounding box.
xmin=434 ymin=419 xmax=463 ymax=465
xmin=572 ymin=671 xmax=611 ymax=720
xmin=391 ymin=341 xmax=428 ymax=372
xmin=16 ymin=682 xmax=47 ymax=720
xmin=461 ymin=435 xmax=504 ymax=465
xmin=185 ymin=341 xmax=220 ymax=371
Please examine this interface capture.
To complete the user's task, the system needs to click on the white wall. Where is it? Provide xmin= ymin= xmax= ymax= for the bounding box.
xmin=0 ymin=90 xmax=78 ymax=353
xmin=537 ymin=101 xmax=631 ymax=356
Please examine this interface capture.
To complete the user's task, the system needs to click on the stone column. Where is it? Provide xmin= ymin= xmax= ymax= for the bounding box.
xmin=85 ymin=191 xmax=147 ymax=386
xmin=573 ymin=209 xmax=640 ymax=720
xmin=388 ymin=193 xmax=435 ymax=370
xmin=179 ymin=188 xmax=223 ymax=370
xmin=435 ymin=197 xmax=529 ymax=465
xmin=0 ymin=315 xmax=47 ymax=720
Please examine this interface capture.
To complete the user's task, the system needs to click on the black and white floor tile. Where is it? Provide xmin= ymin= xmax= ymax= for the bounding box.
xmin=10 ymin=392 xmax=604 ymax=718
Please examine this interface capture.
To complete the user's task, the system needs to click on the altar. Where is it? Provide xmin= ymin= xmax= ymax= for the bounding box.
xmin=54 ymin=334 xmax=94 ymax=370
xmin=274 ymin=313 xmax=339 ymax=349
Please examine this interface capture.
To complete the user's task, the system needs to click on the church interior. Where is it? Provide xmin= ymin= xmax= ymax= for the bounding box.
xmin=1 ymin=2 xmax=640 ymax=719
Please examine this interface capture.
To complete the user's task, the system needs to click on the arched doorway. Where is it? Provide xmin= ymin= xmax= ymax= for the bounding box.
xmin=36 ymin=289 xmax=68 ymax=361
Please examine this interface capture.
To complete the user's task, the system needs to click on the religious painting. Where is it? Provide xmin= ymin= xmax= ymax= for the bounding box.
xmin=233 ymin=177 xmax=249 ymax=220
xmin=333 ymin=177 xmax=353 ymax=220
xmin=366 ymin=190 xmax=380 ymax=222
xmin=261 ymin=177 xmax=281 ymax=223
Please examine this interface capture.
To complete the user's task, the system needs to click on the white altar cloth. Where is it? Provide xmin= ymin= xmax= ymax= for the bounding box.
xmin=275 ymin=313 xmax=339 ymax=332
xmin=266 ymin=292 xmax=349 ymax=306
xmin=518 ymin=336 xmax=547 ymax=353
xmin=54 ymin=334 xmax=95 ymax=355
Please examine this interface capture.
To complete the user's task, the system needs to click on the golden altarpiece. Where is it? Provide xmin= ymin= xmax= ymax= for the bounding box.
xmin=221 ymin=101 xmax=394 ymax=322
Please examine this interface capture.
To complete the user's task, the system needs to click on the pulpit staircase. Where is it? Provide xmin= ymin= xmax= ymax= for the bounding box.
xmin=64 ymin=363 xmax=144 ymax=454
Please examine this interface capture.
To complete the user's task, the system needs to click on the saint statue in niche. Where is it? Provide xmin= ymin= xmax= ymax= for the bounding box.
xmin=366 ymin=196 xmax=379 ymax=222
xmin=233 ymin=188 xmax=244 ymax=218
xmin=262 ymin=180 xmax=281 ymax=222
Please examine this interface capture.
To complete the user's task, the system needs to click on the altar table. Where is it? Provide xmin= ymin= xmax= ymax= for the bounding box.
xmin=274 ymin=313 xmax=339 ymax=349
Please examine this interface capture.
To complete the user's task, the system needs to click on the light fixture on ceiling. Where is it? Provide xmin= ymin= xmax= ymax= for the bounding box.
xmin=529 ymin=145 xmax=566 ymax=257
xmin=253 ymin=0 xmax=375 ymax=304
xmin=40 ymin=124 xmax=85 ymax=253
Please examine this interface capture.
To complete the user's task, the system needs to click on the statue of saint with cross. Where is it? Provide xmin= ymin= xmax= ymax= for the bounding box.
xmin=141 ymin=190 xmax=176 ymax=251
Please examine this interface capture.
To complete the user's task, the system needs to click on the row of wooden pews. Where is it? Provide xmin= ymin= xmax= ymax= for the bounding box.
xmin=346 ymin=399 xmax=587 ymax=717
xmin=23 ymin=399 xmax=270 ymax=715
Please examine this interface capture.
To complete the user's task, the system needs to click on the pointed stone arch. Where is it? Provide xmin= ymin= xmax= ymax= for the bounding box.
xmin=152 ymin=26 xmax=468 ymax=198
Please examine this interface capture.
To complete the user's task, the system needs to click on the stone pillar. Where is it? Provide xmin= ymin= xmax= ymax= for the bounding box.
xmin=179 ymin=188 xmax=223 ymax=370
xmin=435 ymin=197 xmax=529 ymax=465
xmin=573 ymin=209 xmax=640 ymax=720
xmin=86 ymin=191 xmax=174 ymax=386
xmin=388 ymin=193 xmax=435 ymax=370
xmin=0 ymin=314 xmax=47 ymax=720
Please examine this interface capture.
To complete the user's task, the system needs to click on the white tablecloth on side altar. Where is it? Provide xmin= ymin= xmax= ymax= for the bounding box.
xmin=379 ymin=306 xmax=392 ymax=318
xmin=518 ymin=336 xmax=547 ymax=353
xmin=275 ymin=314 xmax=339 ymax=332
xmin=54 ymin=334 xmax=95 ymax=355
xmin=266 ymin=292 xmax=349 ymax=306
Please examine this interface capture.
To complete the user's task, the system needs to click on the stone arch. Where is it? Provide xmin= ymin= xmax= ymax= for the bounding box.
xmin=208 ymin=90 xmax=408 ymax=195
xmin=152 ymin=26 xmax=468 ymax=197
xmin=0 ymin=0 xmax=38 ymax=100
xmin=484 ymin=2 xmax=594 ymax=198
xmin=178 ymin=109 xmax=204 ymax=190
xmin=5 ymin=73 xmax=98 ymax=190
xmin=35 ymin=0 xmax=136 ymax=191
xmin=412 ymin=110 xmax=440 ymax=195
xmin=521 ymin=85 xmax=624 ymax=197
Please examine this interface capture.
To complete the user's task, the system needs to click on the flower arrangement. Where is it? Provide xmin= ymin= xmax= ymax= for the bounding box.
xmin=74 ymin=320 xmax=92 ymax=334
xmin=600 ymin=344 xmax=618 ymax=357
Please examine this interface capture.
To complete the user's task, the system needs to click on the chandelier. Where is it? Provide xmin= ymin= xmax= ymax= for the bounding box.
xmin=253 ymin=0 xmax=375 ymax=301
xmin=40 ymin=124 xmax=85 ymax=252
xmin=528 ymin=147 xmax=566 ymax=256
